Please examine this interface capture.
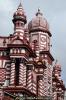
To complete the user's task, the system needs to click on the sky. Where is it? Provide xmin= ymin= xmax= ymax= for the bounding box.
xmin=0 ymin=0 xmax=66 ymax=86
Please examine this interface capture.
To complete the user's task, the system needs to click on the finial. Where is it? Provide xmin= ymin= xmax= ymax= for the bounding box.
xmin=18 ymin=0 xmax=23 ymax=9
xmin=36 ymin=8 xmax=43 ymax=16
xmin=19 ymin=2 xmax=22 ymax=7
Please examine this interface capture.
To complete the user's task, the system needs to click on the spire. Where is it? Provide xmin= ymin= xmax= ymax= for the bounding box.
xmin=12 ymin=0 xmax=27 ymax=33
xmin=36 ymin=8 xmax=43 ymax=16
xmin=18 ymin=0 xmax=23 ymax=9
xmin=19 ymin=2 xmax=22 ymax=7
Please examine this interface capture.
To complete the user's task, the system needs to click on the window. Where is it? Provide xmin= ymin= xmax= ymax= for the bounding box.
xmin=15 ymin=58 xmax=20 ymax=85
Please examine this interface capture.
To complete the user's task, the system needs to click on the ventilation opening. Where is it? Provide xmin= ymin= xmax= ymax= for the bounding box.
xmin=15 ymin=58 xmax=20 ymax=85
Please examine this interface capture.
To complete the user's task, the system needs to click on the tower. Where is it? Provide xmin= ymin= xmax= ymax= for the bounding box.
xmin=13 ymin=2 xmax=27 ymax=34
xmin=2 ymin=2 xmax=36 ymax=100
xmin=28 ymin=9 xmax=54 ymax=97
xmin=9 ymin=2 xmax=27 ymax=86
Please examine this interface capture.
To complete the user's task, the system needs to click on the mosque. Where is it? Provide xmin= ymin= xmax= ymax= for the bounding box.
xmin=0 ymin=2 xmax=65 ymax=100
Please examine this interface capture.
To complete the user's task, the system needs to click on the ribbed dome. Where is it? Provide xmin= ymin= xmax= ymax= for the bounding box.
xmin=13 ymin=2 xmax=27 ymax=24
xmin=28 ymin=9 xmax=49 ymax=33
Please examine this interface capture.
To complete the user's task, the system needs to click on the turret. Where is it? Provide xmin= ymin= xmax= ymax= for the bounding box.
xmin=12 ymin=2 xmax=27 ymax=35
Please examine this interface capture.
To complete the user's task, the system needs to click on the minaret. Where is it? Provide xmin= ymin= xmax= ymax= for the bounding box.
xmin=28 ymin=9 xmax=54 ymax=97
xmin=8 ymin=2 xmax=36 ymax=88
xmin=9 ymin=2 xmax=27 ymax=86
xmin=12 ymin=2 xmax=27 ymax=36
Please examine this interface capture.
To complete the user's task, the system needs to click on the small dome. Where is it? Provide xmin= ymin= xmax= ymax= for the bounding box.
xmin=54 ymin=64 xmax=61 ymax=71
xmin=28 ymin=9 xmax=49 ymax=33
xmin=13 ymin=2 xmax=27 ymax=24
xmin=14 ymin=3 xmax=24 ymax=16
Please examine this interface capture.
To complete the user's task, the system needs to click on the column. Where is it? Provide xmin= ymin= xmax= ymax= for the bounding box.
xmin=19 ymin=60 xmax=26 ymax=86
xmin=48 ymin=65 xmax=52 ymax=96
xmin=26 ymin=66 xmax=32 ymax=92
xmin=32 ymin=71 xmax=36 ymax=94
xmin=43 ymin=68 xmax=48 ymax=96
xmin=5 ymin=60 xmax=10 ymax=86
xmin=10 ymin=58 xmax=15 ymax=85
xmin=19 ymin=59 xmax=26 ymax=86
xmin=37 ymin=76 xmax=44 ymax=96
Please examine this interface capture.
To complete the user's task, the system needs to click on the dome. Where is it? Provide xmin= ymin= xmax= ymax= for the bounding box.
xmin=13 ymin=2 xmax=27 ymax=24
xmin=54 ymin=64 xmax=61 ymax=71
xmin=28 ymin=9 xmax=49 ymax=33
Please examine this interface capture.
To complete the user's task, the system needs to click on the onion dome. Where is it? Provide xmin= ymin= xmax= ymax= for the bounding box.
xmin=13 ymin=2 xmax=27 ymax=24
xmin=28 ymin=9 xmax=49 ymax=33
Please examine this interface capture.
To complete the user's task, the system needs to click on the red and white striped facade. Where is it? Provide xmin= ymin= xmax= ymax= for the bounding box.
xmin=10 ymin=59 xmax=15 ymax=85
xmin=0 ymin=2 xmax=65 ymax=100
xmin=19 ymin=62 xmax=26 ymax=86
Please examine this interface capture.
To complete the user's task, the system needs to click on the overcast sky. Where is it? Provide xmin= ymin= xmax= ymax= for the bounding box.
xmin=0 ymin=0 xmax=66 ymax=86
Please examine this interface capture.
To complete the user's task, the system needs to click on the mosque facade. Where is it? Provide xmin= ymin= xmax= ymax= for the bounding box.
xmin=0 ymin=2 xmax=65 ymax=100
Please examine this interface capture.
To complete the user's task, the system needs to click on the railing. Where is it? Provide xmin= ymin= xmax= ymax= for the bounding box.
xmin=3 ymin=92 xmax=53 ymax=100
xmin=4 ymin=92 xmax=66 ymax=100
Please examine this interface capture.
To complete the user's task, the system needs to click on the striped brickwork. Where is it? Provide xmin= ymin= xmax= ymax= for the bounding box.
xmin=5 ymin=60 xmax=10 ymax=86
xmin=52 ymin=92 xmax=57 ymax=100
xmin=19 ymin=63 xmax=24 ymax=85
xmin=19 ymin=62 xmax=26 ymax=86
xmin=32 ymin=71 xmax=37 ymax=94
xmin=0 ymin=89 xmax=3 ymax=100
xmin=47 ymin=65 xmax=52 ymax=96
xmin=32 ymin=81 xmax=36 ymax=94
xmin=38 ymin=76 xmax=44 ymax=96
xmin=27 ymin=67 xmax=33 ymax=92
xmin=0 ymin=68 xmax=5 ymax=83
xmin=10 ymin=59 xmax=15 ymax=85
xmin=43 ymin=68 xmax=48 ymax=96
